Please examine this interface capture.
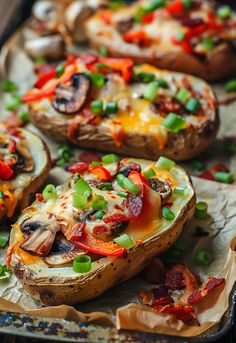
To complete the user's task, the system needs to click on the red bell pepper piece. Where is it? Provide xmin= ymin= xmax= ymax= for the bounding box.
xmin=166 ymin=0 xmax=184 ymax=16
xmin=103 ymin=213 xmax=129 ymax=223
xmin=67 ymin=223 xmax=126 ymax=257
xmin=99 ymin=57 xmax=133 ymax=82
xmin=90 ymin=165 xmax=112 ymax=181
xmin=34 ymin=70 xmax=56 ymax=89
xmin=142 ymin=12 xmax=155 ymax=24
xmin=8 ymin=139 xmax=16 ymax=154
xmin=128 ymin=171 xmax=150 ymax=189
xmin=67 ymin=162 xmax=90 ymax=173
xmin=123 ymin=30 xmax=147 ymax=43
xmin=0 ymin=161 xmax=14 ymax=180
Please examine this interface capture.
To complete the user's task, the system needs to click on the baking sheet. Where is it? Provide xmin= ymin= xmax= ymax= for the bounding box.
xmin=0 ymin=9 xmax=236 ymax=340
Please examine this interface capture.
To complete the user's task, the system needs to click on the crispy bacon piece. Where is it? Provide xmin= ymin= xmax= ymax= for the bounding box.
xmin=67 ymin=116 xmax=82 ymax=144
xmin=67 ymin=162 xmax=89 ymax=173
xmin=140 ymin=285 xmax=173 ymax=306
xmin=165 ymin=270 xmax=185 ymax=290
xmin=154 ymin=304 xmax=199 ymax=325
xmin=187 ymin=276 xmax=225 ymax=305
xmin=111 ymin=121 xmax=126 ymax=147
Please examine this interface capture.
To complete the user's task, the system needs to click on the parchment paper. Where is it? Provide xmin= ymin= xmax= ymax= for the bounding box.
xmin=0 ymin=12 xmax=236 ymax=338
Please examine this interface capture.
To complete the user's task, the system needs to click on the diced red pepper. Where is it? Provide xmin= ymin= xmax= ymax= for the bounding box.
xmin=79 ymin=151 xmax=101 ymax=163
xmin=123 ymin=30 xmax=147 ymax=43
xmin=142 ymin=12 xmax=155 ymax=24
xmin=166 ymin=0 xmax=184 ymax=16
xmin=90 ymin=165 xmax=112 ymax=181
xmin=34 ymin=70 xmax=56 ymax=89
xmin=36 ymin=193 xmax=44 ymax=202
xmin=67 ymin=162 xmax=90 ymax=173
xmin=0 ymin=161 xmax=14 ymax=180
xmin=128 ymin=171 xmax=150 ymax=189
xmin=99 ymin=57 xmax=133 ymax=83
xmin=67 ymin=224 xmax=126 ymax=257
xmin=104 ymin=213 xmax=129 ymax=223
xmin=187 ymin=276 xmax=225 ymax=304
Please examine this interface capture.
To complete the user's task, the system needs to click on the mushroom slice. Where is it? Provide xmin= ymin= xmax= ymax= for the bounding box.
xmin=15 ymin=143 xmax=35 ymax=173
xmin=24 ymin=35 xmax=65 ymax=60
xmin=20 ymin=213 xmax=61 ymax=256
xmin=44 ymin=234 xmax=85 ymax=267
xmin=32 ymin=1 xmax=61 ymax=31
xmin=52 ymin=73 xmax=91 ymax=114
xmin=149 ymin=178 xmax=172 ymax=205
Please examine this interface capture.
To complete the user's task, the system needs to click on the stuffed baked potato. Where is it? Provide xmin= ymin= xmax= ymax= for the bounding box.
xmin=8 ymin=155 xmax=195 ymax=305
xmin=23 ymin=54 xmax=219 ymax=161
xmin=0 ymin=122 xmax=51 ymax=223
xmin=85 ymin=0 xmax=236 ymax=81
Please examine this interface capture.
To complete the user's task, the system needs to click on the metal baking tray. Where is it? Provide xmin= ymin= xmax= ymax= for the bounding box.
xmin=0 ymin=1 xmax=235 ymax=341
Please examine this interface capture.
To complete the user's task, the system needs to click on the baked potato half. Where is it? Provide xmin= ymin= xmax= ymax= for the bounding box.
xmin=23 ymin=54 xmax=219 ymax=161
xmin=8 ymin=155 xmax=195 ymax=305
xmin=85 ymin=0 xmax=236 ymax=81
xmin=0 ymin=122 xmax=51 ymax=223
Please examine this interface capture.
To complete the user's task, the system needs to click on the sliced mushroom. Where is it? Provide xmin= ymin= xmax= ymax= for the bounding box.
xmin=24 ymin=35 xmax=65 ymax=60
xmin=149 ymin=178 xmax=172 ymax=205
xmin=44 ymin=234 xmax=85 ymax=267
xmin=32 ymin=1 xmax=62 ymax=32
xmin=118 ymin=162 xmax=141 ymax=177
xmin=65 ymin=2 xmax=94 ymax=43
xmin=53 ymin=73 xmax=90 ymax=114
xmin=14 ymin=142 xmax=35 ymax=173
xmin=20 ymin=213 xmax=61 ymax=256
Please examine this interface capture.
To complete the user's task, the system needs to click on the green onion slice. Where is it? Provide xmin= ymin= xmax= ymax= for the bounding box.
xmin=176 ymin=87 xmax=191 ymax=104
xmin=91 ymin=100 xmax=103 ymax=114
xmin=99 ymin=46 xmax=108 ymax=57
xmin=162 ymin=112 xmax=186 ymax=133
xmin=92 ymin=195 xmax=107 ymax=210
xmin=73 ymin=193 xmax=88 ymax=209
xmin=194 ymin=201 xmax=208 ymax=219
xmin=162 ymin=207 xmax=175 ymax=221
xmin=73 ymin=255 xmax=92 ymax=273
xmin=217 ymin=5 xmax=232 ymax=19
xmin=105 ymin=102 xmax=118 ymax=115
xmin=144 ymin=81 xmax=159 ymax=101
xmin=42 ymin=184 xmax=57 ymax=201
xmin=143 ymin=168 xmax=156 ymax=178
xmin=2 ymin=80 xmax=18 ymax=92
xmin=102 ymin=153 xmax=119 ymax=164
xmin=214 ymin=172 xmax=234 ymax=184
xmin=75 ymin=178 xmax=92 ymax=197
xmin=97 ymin=182 xmax=113 ymax=190
xmin=194 ymin=248 xmax=212 ymax=266
xmin=0 ymin=231 xmax=10 ymax=249
xmin=93 ymin=210 xmax=106 ymax=219
xmin=173 ymin=187 xmax=186 ymax=196
xmin=116 ymin=174 xmax=140 ymax=195
xmin=56 ymin=64 xmax=65 ymax=78
xmin=89 ymin=72 xmax=105 ymax=88
xmin=156 ymin=156 xmax=175 ymax=170
xmin=113 ymin=233 xmax=135 ymax=249
xmin=117 ymin=191 xmax=128 ymax=198
xmin=18 ymin=111 xmax=29 ymax=123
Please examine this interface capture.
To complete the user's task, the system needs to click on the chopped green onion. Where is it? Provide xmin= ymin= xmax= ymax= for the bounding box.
xmin=108 ymin=0 xmax=125 ymax=9
xmin=156 ymin=156 xmax=175 ymax=170
xmin=73 ymin=193 xmax=88 ymax=209
xmin=113 ymin=233 xmax=135 ymax=249
xmin=99 ymin=46 xmax=108 ymax=57
xmin=96 ymin=63 xmax=111 ymax=70
xmin=0 ymin=231 xmax=10 ymax=249
xmin=182 ymin=0 xmax=192 ymax=9
xmin=133 ymin=72 xmax=155 ymax=84
xmin=165 ymin=240 xmax=188 ymax=257
xmin=105 ymin=101 xmax=118 ymax=115
xmin=42 ymin=184 xmax=57 ymax=201
xmin=194 ymin=248 xmax=212 ymax=266
xmin=224 ymin=79 xmax=236 ymax=92
xmin=176 ymin=87 xmax=191 ymax=104
xmin=134 ymin=7 xmax=146 ymax=23
xmin=0 ymin=190 xmax=3 ymax=199
xmin=18 ymin=111 xmax=29 ymax=123
xmin=189 ymin=159 xmax=206 ymax=171
xmin=173 ymin=187 xmax=186 ymax=196
xmin=91 ymin=161 xmax=103 ymax=167
xmin=75 ymin=178 xmax=92 ymax=197
xmin=93 ymin=210 xmax=106 ymax=219
xmin=2 ymin=80 xmax=18 ymax=92
xmin=73 ymin=255 xmax=91 ymax=273
xmin=143 ymin=168 xmax=156 ymax=178
xmin=116 ymin=174 xmax=140 ymax=195
xmin=102 ymin=153 xmax=119 ymax=164
xmin=162 ymin=112 xmax=186 ymax=133
xmin=117 ymin=191 xmax=128 ymax=198
xmin=144 ymin=81 xmax=159 ymax=101
xmin=154 ymin=79 xmax=169 ymax=88
xmin=89 ymin=72 xmax=105 ymax=88
xmin=214 ymin=172 xmax=234 ymax=184
xmin=97 ymin=182 xmax=113 ymax=190
xmin=58 ymin=144 xmax=72 ymax=162
xmin=56 ymin=64 xmax=65 ymax=78
xmin=217 ymin=5 xmax=232 ymax=19
xmin=176 ymin=31 xmax=185 ymax=42
xmin=143 ymin=0 xmax=166 ymax=13
xmin=203 ymin=36 xmax=214 ymax=52
xmin=194 ymin=201 xmax=208 ymax=219
xmin=6 ymin=96 xmax=21 ymax=111
xmin=186 ymin=98 xmax=201 ymax=113
xmin=34 ymin=57 xmax=47 ymax=64
xmin=162 ymin=207 xmax=175 ymax=221
xmin=0 ymin=265 xmax=11 ymax=281
xmin=92 ymin=195 xmax=107 ymax=210
xmin=91 ymin=100 xmax=103 ymax=114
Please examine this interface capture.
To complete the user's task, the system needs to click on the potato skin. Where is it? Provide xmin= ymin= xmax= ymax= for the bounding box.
xmin=10 ymin=181 xmax=196 ymax=306
xmin=1 ymin=129 xmax=51 ymax=222
xmin=29 ymin=104 xmax=219 ymax=161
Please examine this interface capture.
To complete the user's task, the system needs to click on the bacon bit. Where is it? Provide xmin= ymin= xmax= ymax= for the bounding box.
xmin=69 ymin=222 xmax=86 ymax=242
xmin=155 ymin=304 xmax=199 ymax=325
xmin=82 ymin=108 xmax=98 ymax=125
xmin=144 ymin=258 xmax=166 ymax=284
xmin=104 ymin=213 xmax=129 ymax=223
xmin=151 ymin=285 xmax=169 ymax=299
xmin=79 ymin=151 xmax=101 ymax=163
xmin=199 ymin=170 xmax=214 ymax=181
xmin=93 ymin=225 xmax=108 ymax=235
xmin=182 ymin=76 xmax=192 ymax=91
xmin=154 ymin=297 xmax=175 ymax=306
xmin=36 ymin=193 xmax=44 ymax=202
xmin=210 ymin=164 xmax=229 ymax=174
xmin=67 ymin=162 xmax=90 ymax=173
xmin=140 ymin=290 xmax=152 ymax=305
xmin=159 ymin=99 xmax=180 ymax=113
xmin=165 ymin=270 xmax=185 ymax=290
xmin=187 ymin=277 xmax=225 ymax=305
xmin=111 ymin=121 xmax=126 ymax=147
xmin=90 ymin=165 xmax=112 ymax=181
xmin=67 ymin=116 xmax=82 ymax=144
xmin=140 ymin=286 xmax=173 ymax=306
